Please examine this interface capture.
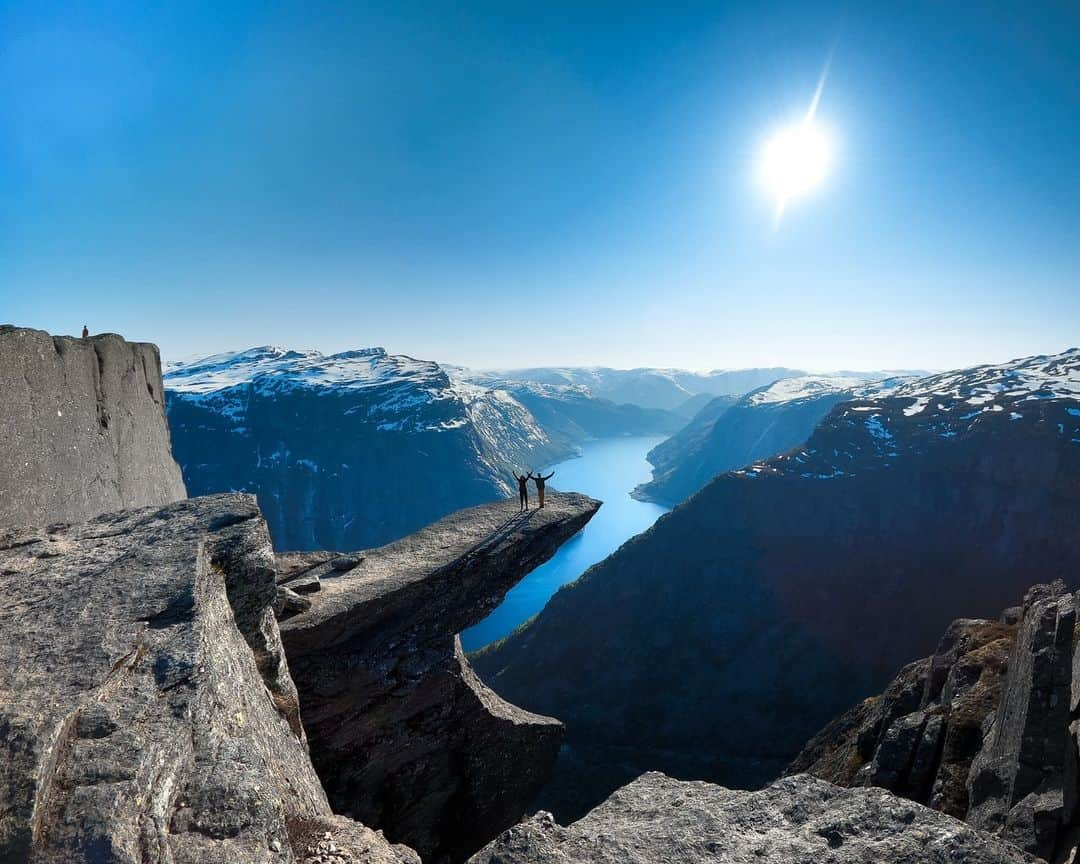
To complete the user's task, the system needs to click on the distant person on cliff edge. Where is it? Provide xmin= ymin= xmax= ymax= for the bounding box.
xmin=81 ymin=325 xmax=89 ymax=338
xmin=532 ymin=470 xmax=554 ymax=508
xmin=512 ymin=471 xmax=531 ymax=511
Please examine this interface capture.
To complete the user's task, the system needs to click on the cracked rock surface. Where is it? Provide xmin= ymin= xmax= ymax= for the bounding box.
xmin=0 ymin=326 xmax=186 ymax=527
xmin=278 ymin=492 xmax=600 ymax=863
xmin=0 ymin=493 xmax=406 ymax=864
xmin=469 ymin=771 xmax=1037 ymax=864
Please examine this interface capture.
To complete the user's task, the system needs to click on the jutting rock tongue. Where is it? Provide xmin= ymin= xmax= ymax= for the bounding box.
xmin=276 ymin=491 xmax=601 ymax=864
xmin=0 ymin=326 xmax=186 ymax=527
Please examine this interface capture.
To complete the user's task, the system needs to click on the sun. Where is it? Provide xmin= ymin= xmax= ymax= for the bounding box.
xmin=760 ymin=122 xmax=832 ymax=220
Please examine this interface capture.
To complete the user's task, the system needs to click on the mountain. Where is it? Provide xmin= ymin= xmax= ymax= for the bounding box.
xmin=460 ymin=378 xmax=684 ymax=454
xmin=473 ymin=348 xmax=1080 ymax=820
xmin=484 ymin=366 xmax=804 ymax=412
xmin=671 ymin=390 xmax=722 ymax=420
xmin=165 ymin=346 xmax=565 ymax=551
xmin=636 ymin=374 xmax=911 ymax=505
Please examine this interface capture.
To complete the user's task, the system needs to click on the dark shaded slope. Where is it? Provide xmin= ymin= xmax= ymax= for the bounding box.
xmin=474 ymin=351 xmax=1080 ymax=819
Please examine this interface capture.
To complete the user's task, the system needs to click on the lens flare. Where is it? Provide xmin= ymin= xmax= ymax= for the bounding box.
xmin=760 ymin=123 xmax=832 ymax=201
xmin=761 ymin=45 xmax=837 ymax=227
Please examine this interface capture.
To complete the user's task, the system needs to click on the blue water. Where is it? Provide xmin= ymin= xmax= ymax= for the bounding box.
xmin=460 ymin=436 xmax=670 ymax=651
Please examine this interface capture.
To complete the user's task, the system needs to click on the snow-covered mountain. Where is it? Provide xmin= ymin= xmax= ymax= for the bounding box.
xmin=738 ymin=349 xmax=1080 ymax=481
xmin=480 ymin=366 xmax=804 ymax=412
xmin=165 ymin=346 xmax=565 ymax=550
xmin=636 ymin=373 xmax=911 ymax=504
xmin=475 ymin=349 xmax=1080 ymax=820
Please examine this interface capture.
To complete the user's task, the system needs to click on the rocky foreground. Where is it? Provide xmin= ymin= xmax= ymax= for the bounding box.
xmin=0 ymin=490 xmax=597 ymax=864
xmin=0 ymin=494 xmax=411 ymax=863
xmin=469 ymin=771 xmax=1035 ymax=864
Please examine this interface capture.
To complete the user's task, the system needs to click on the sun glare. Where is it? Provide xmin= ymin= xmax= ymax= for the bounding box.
xmin=760 ymin=122 xmax=832 ymax=221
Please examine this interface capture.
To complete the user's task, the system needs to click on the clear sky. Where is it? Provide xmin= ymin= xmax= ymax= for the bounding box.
xmin=3 ymin=0 xmax=1078 ymax=370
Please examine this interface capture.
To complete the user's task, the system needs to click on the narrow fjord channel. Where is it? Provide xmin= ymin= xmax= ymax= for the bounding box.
xmin=461 ymin=435 xmax=670 ymax=651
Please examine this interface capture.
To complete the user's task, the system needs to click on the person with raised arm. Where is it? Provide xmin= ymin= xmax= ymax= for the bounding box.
xmin=532 ymin=470 xmax=554 ymax=508
xmin=512 ymin=470 xmax=531 ymax=511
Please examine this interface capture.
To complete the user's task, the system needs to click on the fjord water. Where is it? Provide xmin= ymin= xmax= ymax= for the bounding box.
xmin=461 ymin=436 xmax=670 ymax=651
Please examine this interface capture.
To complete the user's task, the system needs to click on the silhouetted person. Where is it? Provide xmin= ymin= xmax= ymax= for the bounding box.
xmin=512 ymin=471 xmax=530 ymax=511
xmin=81 ymin=325 xmax=89 ymax=338
xmin=532 ymin=470 xmax=554 ymax=508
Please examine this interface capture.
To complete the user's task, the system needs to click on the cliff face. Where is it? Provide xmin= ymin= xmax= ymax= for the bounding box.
xmin=474 ymin=351 xmax=1080 ymax=820
xmin=0 ymin=326 xmax=186 ymax=527
xmin=276 ymin=492 xmax=601 ymax=863
xmin=469 ymin=772 xmax=1035 ymax=864
xmin=790 ymin=580 xmax=1080 ymax=862
xmin=0 ymin=493 xmax=414 ymax=864
xmin=165 ymin=347 xmax=565 ymax=551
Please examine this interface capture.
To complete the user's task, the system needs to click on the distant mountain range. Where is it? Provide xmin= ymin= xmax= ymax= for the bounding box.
xmin=473 ymin=349 xmax=1080 ymax=820
xmin=455 ymin=376 xmax=686 ymax=452
xmin=477 ymin=366 xmax=805 ymax=412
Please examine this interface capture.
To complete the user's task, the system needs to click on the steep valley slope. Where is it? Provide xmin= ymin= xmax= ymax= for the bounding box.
xmin=474 ymin=348 xmax=1080 ymax=819
xmin=635 ymin=374 xmax=908 ymax=505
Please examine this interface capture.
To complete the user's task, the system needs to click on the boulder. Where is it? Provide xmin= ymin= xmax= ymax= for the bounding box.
xmin=0 ymin=326 xmax=186 ymax=527
xmin=468 ymin=772 xmax=1037 ymax=864
xmin=0 ymin=493 xmax=408 ymax=864
xmin=278 ymin=491 xmax=600 ymax=863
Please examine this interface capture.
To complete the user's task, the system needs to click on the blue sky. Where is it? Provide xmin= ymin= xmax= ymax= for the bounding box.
xmin=3 ymin=0 xmax=1078 ymax=370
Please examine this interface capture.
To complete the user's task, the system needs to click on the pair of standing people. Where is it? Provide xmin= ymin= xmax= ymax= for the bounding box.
xmin=513 ymin=470 xmax=554 ymax=511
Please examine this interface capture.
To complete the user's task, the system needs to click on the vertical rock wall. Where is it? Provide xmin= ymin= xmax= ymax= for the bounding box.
xmin=0 ymin=326 xmax=186 ymax=526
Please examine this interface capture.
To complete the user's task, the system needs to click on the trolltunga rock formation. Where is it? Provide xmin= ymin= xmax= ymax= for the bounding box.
xmin=0 ymin=493 xmax=414 ymax=864
xmin=0 ymin=326 xmax=186 ymax=527
xmin=468 ymin=771 xmax=1036 ymax=864
xmin=276 ymin=491 xmax=600 ymax=863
